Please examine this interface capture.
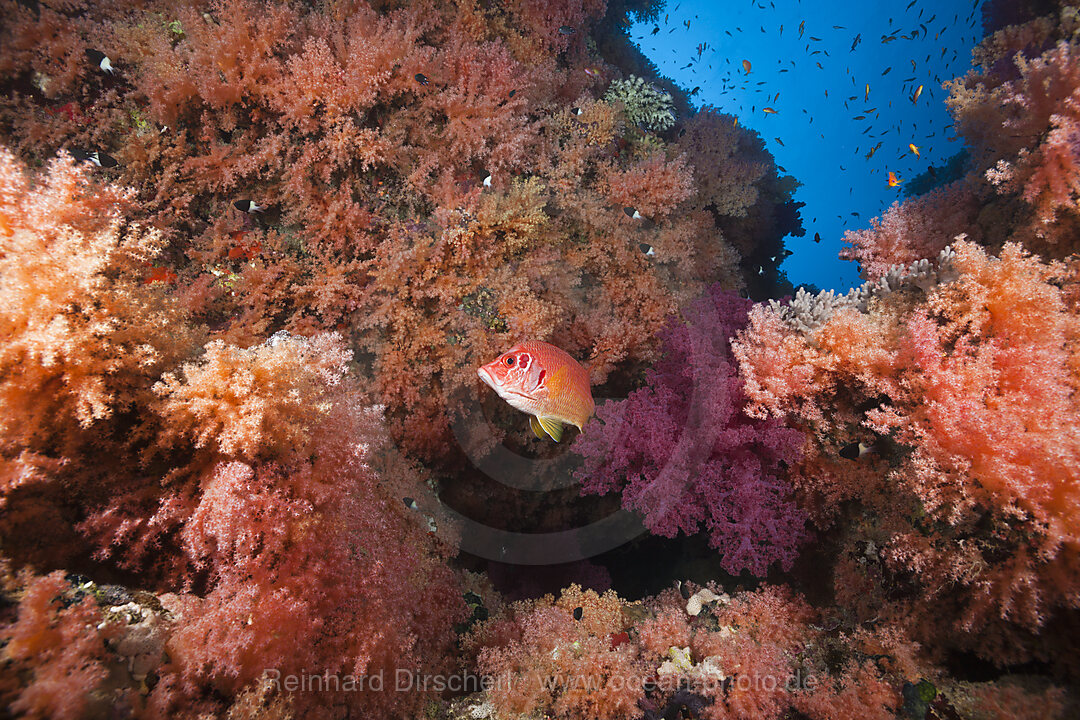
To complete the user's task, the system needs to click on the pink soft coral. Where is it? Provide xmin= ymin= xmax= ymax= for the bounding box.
xmin=575 ymin=287 xmax=806 ymax=576
xmin=156 ymin=396 xmax=466 ymax=718
xmin=840 ymin=181 xmax=982 ymax=281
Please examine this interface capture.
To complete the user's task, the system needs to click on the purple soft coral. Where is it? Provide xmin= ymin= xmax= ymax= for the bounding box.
xmin=574 ymin=287 xmax=806 ymax=576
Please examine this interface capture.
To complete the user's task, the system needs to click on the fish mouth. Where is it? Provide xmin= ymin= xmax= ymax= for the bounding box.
xmin=477 ymin=366 xmax=496 ymax=390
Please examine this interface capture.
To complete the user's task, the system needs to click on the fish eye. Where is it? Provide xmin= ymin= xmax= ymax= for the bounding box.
xmin=505 ymin=356 xmax=515 ymax=366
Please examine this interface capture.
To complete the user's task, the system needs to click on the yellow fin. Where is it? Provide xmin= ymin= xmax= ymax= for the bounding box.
xmin=529 ymin=415 xmax=546 ymax=440
xmin=537 ymin=416 xmax=564 ymax=442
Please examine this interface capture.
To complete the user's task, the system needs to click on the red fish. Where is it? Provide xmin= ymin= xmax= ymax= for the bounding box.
xmin=478 ymin=340 xmax=594 ymax=442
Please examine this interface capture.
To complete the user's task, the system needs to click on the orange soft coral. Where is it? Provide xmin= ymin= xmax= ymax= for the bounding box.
xmin=735 ymin=239 xmax=1080 ymax=666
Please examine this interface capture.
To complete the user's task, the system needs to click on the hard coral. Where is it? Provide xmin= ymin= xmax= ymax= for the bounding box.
xmin=604 ymin=74 xmax=676 ymax=131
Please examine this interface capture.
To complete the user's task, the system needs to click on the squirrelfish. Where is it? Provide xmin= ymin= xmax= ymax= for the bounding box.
xmin=478 ymin=340 xmax=594 ymax=442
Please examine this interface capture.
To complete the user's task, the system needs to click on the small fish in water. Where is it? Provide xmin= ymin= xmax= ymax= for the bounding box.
xmin=639 ymin=242 xmax=655 ymax=257
xmin=85 ymin=49 xmax=114 ymax=74
xmin=71 ymin=148 xmax=118 ymax=168
xmin=558 ymin=25 xmax=576 ymax=35
xmin=573 ymin=606 xmax=583 ymax=620
xmin=478 ymin=340 xmax=594 ymax=442
xmin=414 ymin=73 xmax=429 ymax=85
xmin=814 ymin=232 xmax=822 ymax=243
xmin=481 ymin=170 xmax=492 ymax=188
xmin=623 ymin=206 xmax=643 ymax=220
xmin=888 ymin=171 xmax=903 ymax=186
xmin=402 ymin=497 xmax=437 ymax=534
xmin=571 ymin=106 xmax=584 ymax=116
xmin=233 ymin=199 xmax=265 ymax=213
xmin=742 ymin=59 xmax=752 ymax=73
xmin=839 ymin=441 xmax=873 ymax=460
xmin=909 ymin=143 xmax=920 ymax=157
xmin=763 ymin=106 xmax=778 ymax=114
xmin=508 ymin=89 xmax=516 ymax=98
xmin=678 ymin=581 xmax=692 ymax=600
xmin=911 ymin=84 xmax=923 ymax=103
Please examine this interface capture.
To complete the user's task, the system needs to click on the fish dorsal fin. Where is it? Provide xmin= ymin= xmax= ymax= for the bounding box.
xmin=537 ymin=416 xmax=564 ymax=442
xmin=529 ymin=415 xmax=546 ymax=440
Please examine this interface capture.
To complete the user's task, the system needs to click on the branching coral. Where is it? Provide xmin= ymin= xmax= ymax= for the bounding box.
xmin=734 ymin=239 xmax=1080 ymax=666
xmin=0 ymin=0 xmax=773 ymax=466
xmin=604 ymin=75 xmax=676 ymax=131
xmin=943 ymin=7 xmax=1080 ymax=256
xmin=575 ymin=287 xmax=806 ymax=576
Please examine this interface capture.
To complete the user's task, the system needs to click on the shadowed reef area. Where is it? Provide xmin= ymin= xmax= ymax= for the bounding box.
xmin=0 ymin=0 xmax=1078 ymax=718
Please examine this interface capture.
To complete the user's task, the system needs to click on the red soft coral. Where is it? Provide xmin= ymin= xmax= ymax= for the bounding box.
xmin=3 ymin=572 xmax=118 ymax=720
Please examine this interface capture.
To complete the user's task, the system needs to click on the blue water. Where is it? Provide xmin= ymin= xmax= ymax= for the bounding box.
xmin=632 ymin=0 xmax=985 ymax=291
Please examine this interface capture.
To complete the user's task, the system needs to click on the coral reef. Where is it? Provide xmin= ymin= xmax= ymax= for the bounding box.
xmin=0 ymin=0 xmax=780 ymax=466
xmin=732 ymin=240 xmax=1080 ymax=668
xmin=574 ymin=287 xmax=806 ymax=576
xmin=0 ymin=150 xmax=464 ymax=718
xmin=604 ymin=74 xmax=676 ymax=131
xmin=465 ymin=584 xmax=1064 ymax=720
xmin=1 ymin=0 xmax=1078 ymax=717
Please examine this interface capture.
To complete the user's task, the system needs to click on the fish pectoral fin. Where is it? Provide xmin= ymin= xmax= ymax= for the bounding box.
xmin=529 ymin=415 xmax=546 ymax=440
xmin=536 ymin=416 xmax=564 ymax=442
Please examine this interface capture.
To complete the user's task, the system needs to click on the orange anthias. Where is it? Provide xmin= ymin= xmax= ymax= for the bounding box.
xmin=478 ymin=340 xmax=595 ymax=442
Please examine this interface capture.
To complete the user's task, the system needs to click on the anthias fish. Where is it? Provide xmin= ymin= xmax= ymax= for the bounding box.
xmin=478 ymin=340 xmax=594 ymax=442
